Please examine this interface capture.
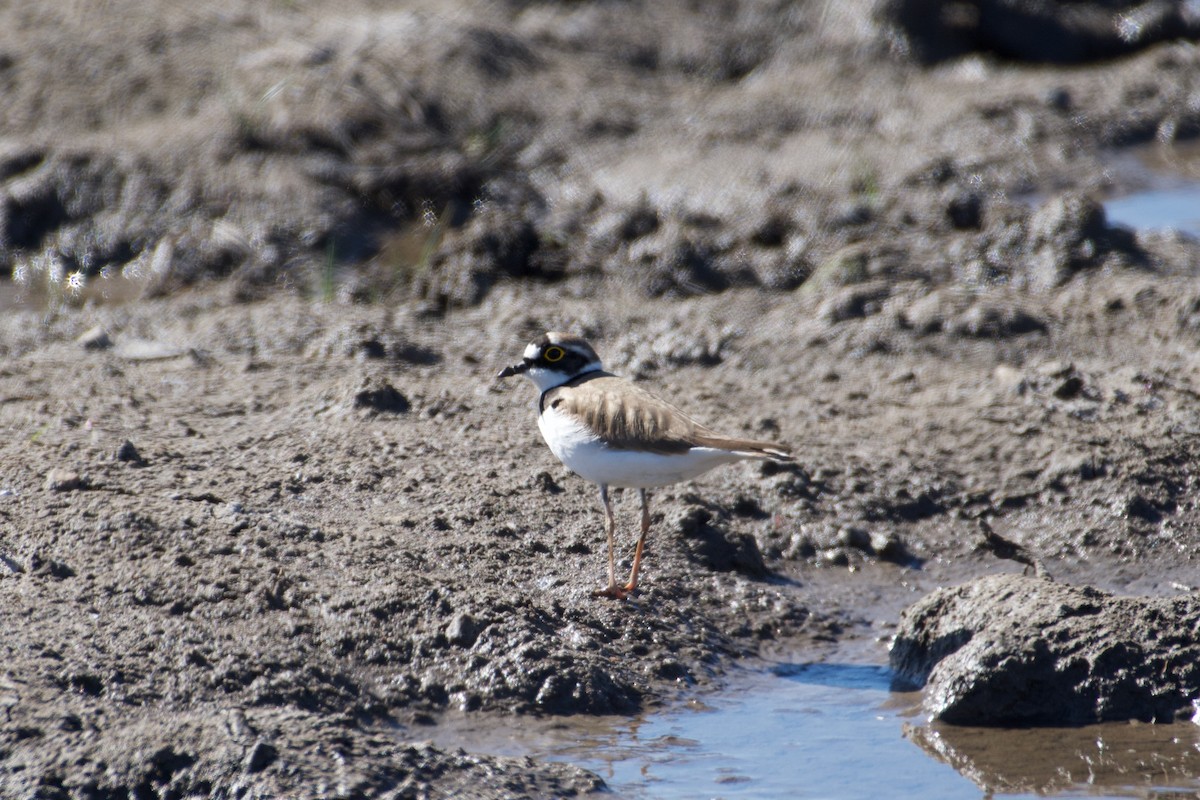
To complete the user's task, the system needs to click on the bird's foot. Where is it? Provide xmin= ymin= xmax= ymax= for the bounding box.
xmin=593 ymin=583 xmax=633 ymax=600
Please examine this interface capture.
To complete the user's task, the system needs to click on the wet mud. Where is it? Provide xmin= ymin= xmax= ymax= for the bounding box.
xmin=2 ymin=1 xmax=1200 ymax=797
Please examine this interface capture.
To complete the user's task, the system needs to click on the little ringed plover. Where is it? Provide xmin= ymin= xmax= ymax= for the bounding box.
xmin=498 ymin=332 xmax=793 ymax=599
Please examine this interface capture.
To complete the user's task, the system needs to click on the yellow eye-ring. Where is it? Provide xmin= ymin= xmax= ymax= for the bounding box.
xmin=543 ymin=346 xmax=566 ymax=362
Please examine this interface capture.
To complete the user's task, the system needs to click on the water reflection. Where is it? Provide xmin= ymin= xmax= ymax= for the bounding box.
xmin=770 ymin=661 xmax=893 ymax=690
xmin=906 ymin=719 xmax=1200 ymax=798
xmin=0 ymin=265 xmax=153 ymax=312
xmin=419 ymin=662 xmax=1200 ymax=799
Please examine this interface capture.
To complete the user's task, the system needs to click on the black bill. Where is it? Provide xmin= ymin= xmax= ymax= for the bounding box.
xmin=496 ymin=360 xmax=529 ymax=379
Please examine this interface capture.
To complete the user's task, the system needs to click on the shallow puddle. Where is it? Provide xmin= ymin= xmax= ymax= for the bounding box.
xmin=1105 ymin=184 xmax=1200 ymax=237
xmin=423 ymin=662 xmax=1200 ymax=799
xmin=0 ymin=267 xmax=152 ymax=313
xmin=1103 ymin=141 xmax=1200 ymax=237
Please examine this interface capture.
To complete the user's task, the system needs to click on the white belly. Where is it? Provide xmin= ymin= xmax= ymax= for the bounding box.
xmin=536 ymin=405 xmax=745 ymax=488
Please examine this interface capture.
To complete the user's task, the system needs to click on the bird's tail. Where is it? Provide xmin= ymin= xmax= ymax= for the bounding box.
xmin=696 ymin=434 xmax=794 ymax=462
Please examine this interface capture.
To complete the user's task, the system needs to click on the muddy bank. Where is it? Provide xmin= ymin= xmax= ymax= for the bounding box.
xmin=5 ymin=263 xmax=1200 ymax=794
xmin=2 ymin=0 xmax=1200 ymax=797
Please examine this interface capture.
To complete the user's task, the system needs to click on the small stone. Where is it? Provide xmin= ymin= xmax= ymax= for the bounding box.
xmin=822 ymin=549 xmax=851 ymax=567
xmin=77 ymin=326 xmax=112 ymax=351
xmin=45 ymin=469 xmax=82 ymax=492
xmin=445 ymin=613 xmax=483 ymax=648
xmin=114 ymin=440 xmax=145 ymax=465
xmin=870 ymin=532 xmax=909 ymax=563
xmin=244 ymin=740 xmax=278 ymax=774
xmin=1053 ymin=375 xmax=1085 ymax=400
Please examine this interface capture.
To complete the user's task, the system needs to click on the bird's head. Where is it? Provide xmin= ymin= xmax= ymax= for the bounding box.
xmin=497 ymin=332 xmax=603 ymax=392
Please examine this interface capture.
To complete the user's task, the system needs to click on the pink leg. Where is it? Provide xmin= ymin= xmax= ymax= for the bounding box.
xmin=623 ymin=489 xmax=651 ymax=593
xmin=592 ymin=485 xmax=629 ymax=600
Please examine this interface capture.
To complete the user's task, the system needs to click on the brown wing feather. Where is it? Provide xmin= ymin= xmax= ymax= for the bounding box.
xmin=544 ymin=373 xmax=792 ymax=459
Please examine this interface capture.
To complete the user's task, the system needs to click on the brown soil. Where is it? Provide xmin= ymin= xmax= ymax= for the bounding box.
xmin=2 ymin=1 xmax=1200 ymax=797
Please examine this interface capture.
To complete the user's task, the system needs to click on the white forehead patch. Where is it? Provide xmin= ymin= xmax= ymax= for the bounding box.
xmin=523 ymin=342 xmax=540 ymax=360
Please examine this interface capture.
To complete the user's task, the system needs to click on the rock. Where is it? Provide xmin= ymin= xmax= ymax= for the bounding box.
xmin=115 ymin=440 xmax=146 ymax=465
xmin=890 ymin=574 xmax=1200 ymax=725
xmin=244 ymin=740 xmax=278 ymax=774
xmin=820 ymin=548 xmax=851 ymax=567
xmin=44 ymin=468 xmax=82 ymax=492
xmin=77 ymin=325 xmax=113 ymax=350
xmin=869 ymin=531 xmax=911 ymax=564
xmin=836 ymin=526 xmax=872 ymax=551
xmin=445 ymin=613 xmax=484 ymax=648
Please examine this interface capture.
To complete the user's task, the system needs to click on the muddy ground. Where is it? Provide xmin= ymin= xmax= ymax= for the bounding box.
xmin=2 ymin=1 xmax=1200 ymax=797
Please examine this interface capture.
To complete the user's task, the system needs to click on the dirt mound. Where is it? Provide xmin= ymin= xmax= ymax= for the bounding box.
xmin=892 ymin=574 xmax=1200 ymax=724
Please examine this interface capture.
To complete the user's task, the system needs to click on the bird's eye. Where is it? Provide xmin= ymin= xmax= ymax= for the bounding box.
xmin=543 ymin=346 xmax=566 ymax=363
